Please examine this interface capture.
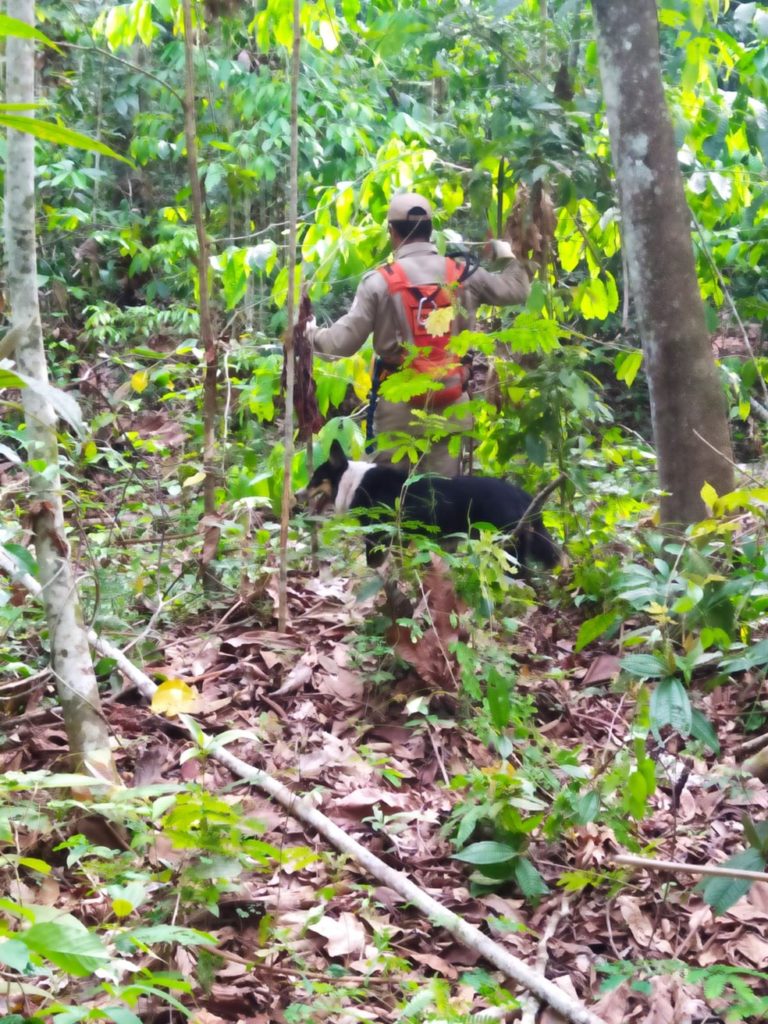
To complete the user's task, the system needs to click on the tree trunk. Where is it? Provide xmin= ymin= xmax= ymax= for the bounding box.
xmin=5 ymin=0 xmax=117 ymax=781
xmin=181 ymin=0 xmax=221 ymax=577
xmin=277 ymin=0 xmax=301 ymax=632
xmin=591 ymin=0 xmax=734 ymax=524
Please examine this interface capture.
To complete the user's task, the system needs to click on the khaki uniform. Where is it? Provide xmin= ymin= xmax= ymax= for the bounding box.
xmin=310 ymin=240 xmax=530 ymax=475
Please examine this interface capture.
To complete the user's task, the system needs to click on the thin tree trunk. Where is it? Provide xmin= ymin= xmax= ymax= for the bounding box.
xmin=4 ymin=0 xmax=117 ymax=781
xmin=181 ymin=0 xmax=220 ymax=573
xmin=591 ymin=0 xmax=734 ymax=523
xmin=277 ymin=0 xmax=301 ymax=632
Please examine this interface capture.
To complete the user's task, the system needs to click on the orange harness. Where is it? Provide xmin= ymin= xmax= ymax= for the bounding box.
xmin=376 ymin=258 xmax=468 ymax=410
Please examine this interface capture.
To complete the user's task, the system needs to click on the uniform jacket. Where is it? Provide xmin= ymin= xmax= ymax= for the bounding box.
xmin=309 ymin=240 xmax=531 ymax=364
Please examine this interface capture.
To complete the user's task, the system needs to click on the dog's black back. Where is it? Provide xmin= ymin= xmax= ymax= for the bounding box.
xmin=305 ymin=440 xmax=561 ymax=570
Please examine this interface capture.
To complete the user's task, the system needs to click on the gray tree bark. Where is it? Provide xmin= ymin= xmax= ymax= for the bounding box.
xmin=591 ymin=0 xmax=734 ymax=523
xmin=5 ymin=0 xmax=117 ymax=781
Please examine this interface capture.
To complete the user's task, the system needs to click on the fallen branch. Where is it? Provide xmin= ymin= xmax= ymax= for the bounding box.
xmin=0 ymin=548 xmax=157 ymax=703
xmin=213 ymin=744 xmax=606 ymax=1024
xmin=2 ymin=544 xmax=606 ymax=1024
xmin=613 ymin=852 xmax=768 ymax=884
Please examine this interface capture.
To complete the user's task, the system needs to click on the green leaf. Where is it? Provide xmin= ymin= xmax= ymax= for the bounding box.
xmin=615 ymin=349 xmax=643 ymax=388
xmin=0 ymin=115 xmax=131 ymax=164
xmin=486 ymin=666 xmax=512 ymax=731
xmin=650 ymin=678 xmax=692 ymax=737
xmin=625 ymin=770 xmax=649 ymax=820
xmin=3 ymin=542 xmax=37 ymax=577
xmin=453 ymin=841 xmax=517 ymax=865
xmin=0 ymin=13 xmax=61 ymax=50
xmin=620 ymin=653 xmax=668 ymax=679
xmin=697 ymin=848 xmax=767 ymax=915
xmin=575 ymin=611 xmax=618 ymax=652
xmin=124 ymin=924 xmax=215 ymax=946
xmin=105 ymin=1009 xmax=144 ymax=1024
xmin=689 ymin=708 xmax=720 ymax=753
xmin=574 ymin=790 xmax=600 ymax=825
xmin=21 ymin=918 xmax=110 ymax=976
xmin=0 ymin=367 xmax=84 ymax=435
xmin=378 ymin=368 xmax=441 ymax=403
xmin=0 ymin=938 xmax=31 ymax=971
xmin=512 ymin=857 xmax=549 ymax=899
xmin=720 ymin=638 xmax=768 ymax=673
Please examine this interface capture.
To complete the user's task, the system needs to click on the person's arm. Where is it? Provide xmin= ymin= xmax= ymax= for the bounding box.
xmin=464 ymin=240 xmax=532 ymax=308
xmin=308 ymin=274 xmax=379 ymax=359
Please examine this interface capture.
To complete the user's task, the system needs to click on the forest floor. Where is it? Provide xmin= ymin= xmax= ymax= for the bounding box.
xmin=7 ymin=545 xmax=768 ymax=1024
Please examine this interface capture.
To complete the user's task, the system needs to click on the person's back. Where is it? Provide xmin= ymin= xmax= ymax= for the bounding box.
xmin=309 ymin=191 xmax=531 ymax=475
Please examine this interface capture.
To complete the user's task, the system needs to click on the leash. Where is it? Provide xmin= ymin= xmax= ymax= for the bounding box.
xmin=365 ymin=356 xmax=384 ymax=453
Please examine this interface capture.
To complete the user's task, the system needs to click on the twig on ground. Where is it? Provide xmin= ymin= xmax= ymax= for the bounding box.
xmin=520 ymin=895 xmax=569 ymax=1024
xmin=613 ymin=852 xmax=768 ymax=883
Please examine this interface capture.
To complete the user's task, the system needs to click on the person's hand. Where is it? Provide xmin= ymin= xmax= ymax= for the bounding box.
xmin=304 ymin=315 xmax=317 ymax=341
xmin=486 ymin=238 xmax=515 ymax=260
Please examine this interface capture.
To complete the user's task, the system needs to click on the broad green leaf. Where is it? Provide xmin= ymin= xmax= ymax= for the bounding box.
xmin=0 ymin=938 xmax=31 ymax=971
xmin=105 ymin=1009 xmax=144 ymax=1024
xmin=486 ymin=666 xmax=512 ymax=732
xmin=0 ymin=367 xmax=84 ymax=435
xmin=3 ymin=542 xmax=37 ymax=577
xmin=625 ymin=770 xmax=649 ymax=819
xmin=22 ymin=918 xmax=110 ymax=976
xmin=650 ymin=677 xmax=692 ymax=737
xmin=0 ymin=14 xmax=61 ymax=50
xmin=575 ymin=611 xmax=618 ymax=652
xmin=512 ymin=857 xmax=549 ymax=899
xmin=615 ymin=349 xmax=643 ymax=388
xmin=689 ymin=708 xmax=720 ymax=753
xmin=0 ymin=115 xmax=131 ymax=164
xmin=620 ymin=653 xmax=667 ymax=679
xmin=574 ymin=791 xmax=600 ymax=825
xmin=453 ymin=841 xmax=517 ymax=865
xmin=697 ymin=848 xmax=767 ymax=915
xmin=124 ymin=924 xmax=214 ymax=946
xmin=721 ymin=638 xmax=768 ymax=673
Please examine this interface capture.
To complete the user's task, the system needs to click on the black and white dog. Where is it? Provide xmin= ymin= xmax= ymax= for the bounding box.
xmin=303 ymin=440 xmax=561 ymax=571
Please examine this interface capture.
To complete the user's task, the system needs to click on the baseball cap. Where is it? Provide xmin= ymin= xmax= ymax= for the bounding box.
xmin=387 ymin=192 xmax=433 ymax=222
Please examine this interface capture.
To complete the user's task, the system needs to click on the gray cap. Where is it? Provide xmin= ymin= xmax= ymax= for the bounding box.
xmin=387 ymin=192 xmax=432 ymax=222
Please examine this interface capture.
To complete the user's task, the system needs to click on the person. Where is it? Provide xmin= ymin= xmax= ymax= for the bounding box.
xmin=307 ymin=192 xmax=531 ymax=475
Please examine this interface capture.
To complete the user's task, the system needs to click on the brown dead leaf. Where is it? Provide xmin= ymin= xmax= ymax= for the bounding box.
xmin=591 ymin=981 xmax=631 ymax=1023
xmin=308 ymin=911 xmax=366 ymax=957
xmin=734 ymin=930 xmax=768 ymax=967
xmin=410 ymin=951 xmax=458 ymax=979
xmin=333 ymin=787 xmax=412 ymax=818
xmin=617 ymin=895 xmax=654 ymax=946
xmin=581 ymin=654 xmax=621 ymax=685
xmin=388 ymin=555 xmax=466 ymax=688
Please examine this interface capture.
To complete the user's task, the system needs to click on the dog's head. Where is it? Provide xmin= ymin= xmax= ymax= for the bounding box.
xmin=296 ymin=439 xmax=350 ymax=514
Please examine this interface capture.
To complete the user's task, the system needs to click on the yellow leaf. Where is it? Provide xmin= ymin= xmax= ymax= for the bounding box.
xmin=423 ymin=305 xmax=453 ymax=337
xmin=131 ymin=370 xmax=149 ymax=393
xmin=700 ymin=481 xmax=718 ymax=511
xmin=83 ymin=440 xmax=98 ymax=462
xmin=351 ymin=355 xmax=372 ymax=401
xmin=183 ymin=470 xmax=206 ymax=489
xmin=112 ymin=898 xmax=133 ymax=918
xmin=151 ymin=678 xmax=200 ymax=717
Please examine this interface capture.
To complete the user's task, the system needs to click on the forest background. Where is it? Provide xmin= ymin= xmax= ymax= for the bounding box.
xmin=2 ymin=0 xmax=768 ymax=1022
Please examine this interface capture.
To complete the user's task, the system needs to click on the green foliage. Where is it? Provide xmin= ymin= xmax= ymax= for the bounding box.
xmin=0 ymin=771 xmax=316 ymax=1020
